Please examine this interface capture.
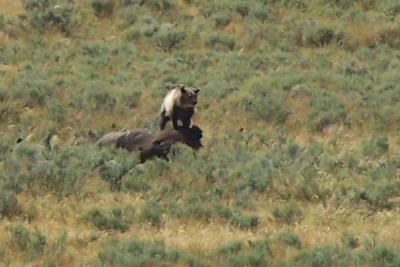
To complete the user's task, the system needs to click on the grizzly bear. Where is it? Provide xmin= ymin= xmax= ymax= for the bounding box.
xmin=159 ymin=84 xmax=200 ymax=130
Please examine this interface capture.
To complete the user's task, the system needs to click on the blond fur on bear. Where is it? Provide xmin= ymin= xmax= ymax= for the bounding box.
xmin=159 ymin=84 xmax=199 ymax=130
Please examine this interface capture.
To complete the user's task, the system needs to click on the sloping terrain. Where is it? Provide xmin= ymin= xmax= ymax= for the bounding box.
xmin=1 ymin=0 xmax=400 ymax=266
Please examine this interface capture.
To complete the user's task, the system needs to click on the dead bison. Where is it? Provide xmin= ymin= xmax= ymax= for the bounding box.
xmin=115 ymin=129 xmax=154 ymax=151
xmin=116 ymin=125 xmax=203 ymax=162
xmin=97 ymin=125 xmax=203 ymax=163
xmin=139 ymin=125 xmax=203 ymax=162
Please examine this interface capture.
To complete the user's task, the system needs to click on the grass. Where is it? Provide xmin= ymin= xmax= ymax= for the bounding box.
xmin=0 ymin=0 xmax=400 ymax=266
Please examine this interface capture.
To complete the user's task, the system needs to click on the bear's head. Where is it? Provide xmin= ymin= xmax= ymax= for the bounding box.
xmin=179 ymin=84 xmax=200 ymax=108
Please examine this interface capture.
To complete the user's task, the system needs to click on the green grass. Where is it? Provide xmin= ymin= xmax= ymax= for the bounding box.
xmin=1 ymin=0 xmax=400 ymax=266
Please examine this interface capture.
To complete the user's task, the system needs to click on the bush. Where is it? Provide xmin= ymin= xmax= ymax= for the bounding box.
xmin=295 ymin=245 xmax=348 ymax=267
xmin=279 ymin=229 xmax=302 ymax=249
xmin=22 ymin=0 xmax=77 ymax=34
xmin=212 ymin=12 xmax=232 ymax=28
xmin=140 ymin=200 xmax=162 ymax=227
xmin=91 ymin=0 xmax=114 ymax=17
xmin=353 ymin=179 xmax=398 ymax=209
xmin=234 ymin=1 xmax=250 ymax=17
xmin=0 ymin=189 xmax=19 ymax=218
xmin=308 ymin=92 xmax=347 ymax=132
xmin=12 ymin=77 xmax=53 ymax=107
xmin=341 ymin=231 xmax=359 ymax=249
xmin=362 ymin=136 xmax=389 ymax=158
xmin=96 ymin=147 xmax=140 ymax=190
xmin=122 ymin=172 xmax=152 ymax=193
xmin=97 ymin=239 xmax=196 ymax=266
xmin=241 ymin=79 xmax=291 ymax=124
xmin=302 ymin=22 xmax=338 ymax=47
xmin=2 ymin=143 xmax=96 ymax=196
xmin=84 ymin=206 xmax=133 ymax=232
xmin=216 ymin=241 xmax=243 ymax=255
xmin=0 ymin=14 xmax=4 ymax=31
xmin=229 ymin=212 xmax=260 ymax=230
xmin=214 ymin=236 xmax=271 ymax=267
xmin=9 ymin=224 xmax=47 ymax=260
xmin=125 ymin=14 xmax=158 ymax=40
xmin=156 ymin=23 xmax=185 ymax=51
xmin=143 ymin=0 xmax=175 ymax=12
xmin=379 ymin=26 xmax=400 ymax=49
xmin=372 ymin=244 xmax=399 ymax=266
xmin=206 ymin=33 xmax=236 ymax=51
xmin=273 ymin=202 xmax=302 ymax=224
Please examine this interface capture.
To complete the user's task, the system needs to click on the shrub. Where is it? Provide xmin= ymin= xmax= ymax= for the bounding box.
xmin=341 ymin=231 xmax=359 ymax=249
xmin=143 ymin=0 xmax=175 ymax=12
xmin=2 ymin=143 xmax=97 ymax=196
xmin=98 ymin=159 xmax=130 ymax=190
xmin=302 ymin=22 xmax=338 ymax=47
xmin=379 ymin=26 xmax=400 ymax=49
xmin=122 ymin=172 xmax=152 ymax=193
xmin=201 ymin=79 xmax=238 ymax=100
xmin=308 ymin=92 xmax=347 ymax=132
xmin=91 ymin=0 xmax=114 ymax=17
xmin=97 ymin=239 xmax=195 ymax=266
xmin=0 ymin=14 xmax=4 ymax=31
xmin=251 ymin=7 xmax=269 ymax=22
xmin=372 ymin=244 xmax=396 ymax=266
xmin=295 ymin=245 xmax=349 ymax=267
xmin=140 ymin=200 xmax=162 ymax=227
xmin=212 ymin=12 xmax=232 ymax=28
xmin=22 ymin=0 xmax=77 ymax=34
xmin=273 ymin=202 xmax=302 ymax=224
xmin=216 ymin=241 xmax=243 ymax=255
xmin=279 ymin=229 xmax=302 ymax=249
xmin=84 ymin=206 xmax=133 ymax=232
xmin=12 ymin=77 xmax=52 ymax=107
xmin=47 ymin=102 xmax=66 ymax=124
xmin=87 ymin=90 xmax=117 ymax=110
xmin=353 ymin=179 xmax=398 ymax=209
xmin=234 ymin=1 xmax=250 ymax=17
xmin=214 ymin=236 xmax=271 ymax=267
xmin=0 ymin=189 xmax=19 ymax=218
xmin=229 ymin=212 xmax=260 ymax=230
xmin=37 ymin=146 xmax=96 ymax=196
xmin=241 ymin=79 xmax=291 ymax=124
xmin=156 ymin=23 xmax=185 ymax=51
xmin=9 ymin=224 xmax=47 ymax=260
xmin=362 ymin=136 xmax=389 ymax=158
xmin=206 ymin=33 xmax=236 ymax=51
xmin=126 ymin=14 xmax=159 ymax=40
xmin=0 ymin=84 xmax=8 ymax=102
xmin=119 ymin=6 xmax=139 ymax=27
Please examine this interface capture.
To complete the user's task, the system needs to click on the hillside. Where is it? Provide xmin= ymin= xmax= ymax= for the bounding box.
xmin=1 ymin=0 xmax=400 ymax=266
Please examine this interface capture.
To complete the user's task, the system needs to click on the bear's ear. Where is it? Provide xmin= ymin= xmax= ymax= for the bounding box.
xmin=194 ymin=88 xmax=200 ymax=94
xmin=179 ymin=84 xmax=186 ymax=93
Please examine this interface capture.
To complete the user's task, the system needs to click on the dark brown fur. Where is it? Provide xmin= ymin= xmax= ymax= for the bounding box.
xmin=152 ymin=125 xmax=203 ymax=150
xmin=99 ymin=125 xmax=203 ymax=163
xmin=115 ymin=129 xmax=154 ymax=151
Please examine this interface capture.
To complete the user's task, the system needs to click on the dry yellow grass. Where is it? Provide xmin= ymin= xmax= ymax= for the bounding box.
xmin=0 ymin=0 xmax=23 ymax=16
xmin=2 ymin=189 xmax=400 ymax=265
xmin=1 ymin=1 xmax=399 ymax=266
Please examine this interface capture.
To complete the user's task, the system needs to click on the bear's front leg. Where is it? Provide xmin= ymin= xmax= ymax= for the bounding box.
xmin=159 ymin=115 xmax=169 ymax=130
xmin=181 ymin=116 xmax=191 ymax=128
xmin=172 ymin=113 xmax=180 ymax=130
